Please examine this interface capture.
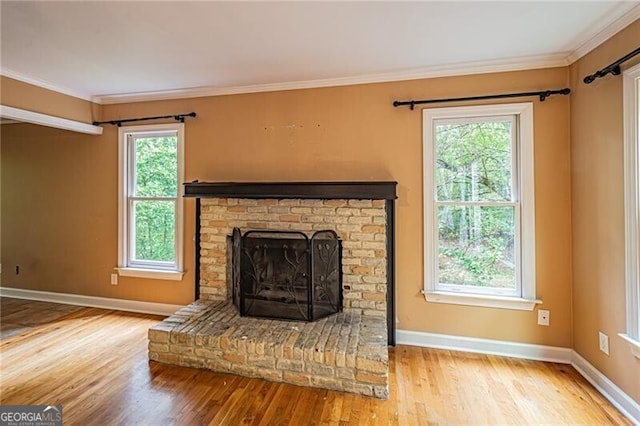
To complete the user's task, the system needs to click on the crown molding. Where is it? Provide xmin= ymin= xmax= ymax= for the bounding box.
xmin=0 ymin=66 xmax=94 ymax=102
xmin=566 ymin=2 xmax=640 ymax=64
xmin=97 ymin=53 xmax=569 ymax=104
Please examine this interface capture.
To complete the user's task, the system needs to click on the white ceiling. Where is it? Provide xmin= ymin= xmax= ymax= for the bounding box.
xmin=1 ymin=1 xmax=639 ymax=104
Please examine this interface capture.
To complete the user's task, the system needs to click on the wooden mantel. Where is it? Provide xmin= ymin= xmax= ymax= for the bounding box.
xmin=183 ymin=181 xmax=397 ymax=200
xmin=182 ymin=180 xmax=398 ymax=345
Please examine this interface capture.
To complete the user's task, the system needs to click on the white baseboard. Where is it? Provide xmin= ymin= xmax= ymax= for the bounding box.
xmin=396 ymin=329 xmax=572 ymax=363
xmin=571 ymin=352 xmax=640 ymax=424
xmin=397 ymin=329 xmax=640 ymax=424
xmin=0 ymin=286 xmax=184 ymax=316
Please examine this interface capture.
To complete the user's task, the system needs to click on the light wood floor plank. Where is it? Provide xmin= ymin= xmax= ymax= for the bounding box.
xmin=0 ymin=298 xmax=632 ymax=425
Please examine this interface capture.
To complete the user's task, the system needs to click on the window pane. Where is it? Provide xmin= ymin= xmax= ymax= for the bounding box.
xmin=134 ymin=135 xmax=177 ymax=197
xmin=436 ymin=120 xmax=513 ymax=202
xmin=437 ymin=205 xmax=516 ymax=289
xmin=132 ymin=200 xmax=176 ymax=262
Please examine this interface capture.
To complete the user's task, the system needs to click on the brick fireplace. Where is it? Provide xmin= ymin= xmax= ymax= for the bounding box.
xmin=148 ymin=182 xmax=397 ymax=398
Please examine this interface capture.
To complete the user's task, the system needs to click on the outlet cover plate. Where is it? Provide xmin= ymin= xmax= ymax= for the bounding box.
xmin=110 ymin=273 xmax=118 ymax=285
xmin=599 ymin=331 xmax=610 ymax=356
xmin=537 ymin=309 xmax=550 ymax=326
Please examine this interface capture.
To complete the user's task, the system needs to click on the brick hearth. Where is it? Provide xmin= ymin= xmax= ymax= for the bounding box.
xmin=149 ymin=300 xmax=389 ymax=398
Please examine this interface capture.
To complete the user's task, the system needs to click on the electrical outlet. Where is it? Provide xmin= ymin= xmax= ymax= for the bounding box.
xmin=537 ymin=309 xmax=550 ymax=326
xmin=599 ymin=331 xmax=610 ymax=356
xmin=15 ymin=265 xmax=20 ymax=275
xmin=110 ymin=273 xmax=118 ymax=285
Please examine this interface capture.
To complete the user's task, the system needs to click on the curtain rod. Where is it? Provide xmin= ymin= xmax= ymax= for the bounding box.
xmin=92 ymin=112 xmax=196 ymax=127
xmin=392 ymin=88 xmax=570 ymax=110
xmin=583 ymin=46 xmax=640 ymax=84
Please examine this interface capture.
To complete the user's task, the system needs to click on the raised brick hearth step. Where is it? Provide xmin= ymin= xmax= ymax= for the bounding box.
xmin=148 ymin=300 xmax=389 ymax=398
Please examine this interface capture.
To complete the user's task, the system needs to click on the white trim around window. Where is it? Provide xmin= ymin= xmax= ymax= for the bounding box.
xmin=620 ymin=62 xmax=640 ymax=359
xmin=423 ymin=102 xmax=541 ymax=311
xmin=117 ymin=123 xmax=185 ymax=281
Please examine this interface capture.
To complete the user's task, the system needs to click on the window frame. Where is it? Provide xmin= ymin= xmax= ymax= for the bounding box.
xmin=117 ymin=123 xmax=185 ymax=281
xmin=620 ymin=62 xmax=640 ymax=358
xmin=423 ymin=102 xmax=540 ymax=311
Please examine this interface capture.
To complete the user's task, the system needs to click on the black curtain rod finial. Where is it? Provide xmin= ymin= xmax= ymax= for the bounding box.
xmin=583 ymin=46 xmax=640 ymax=84
xmin=540 ymin=87 xmax=571 ymax=100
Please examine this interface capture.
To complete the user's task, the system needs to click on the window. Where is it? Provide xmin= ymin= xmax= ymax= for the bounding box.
xmin=117 ymin=123 xmax=184 ymax=280
xmin=621 ymin=63 xmax=640 ymax=358
xmin=423 ymin=103 xmax=539 ymax=310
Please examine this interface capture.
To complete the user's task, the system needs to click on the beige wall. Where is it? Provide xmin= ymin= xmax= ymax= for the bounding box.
xmin=1 ymin=66 xmax=573 ymax=348
xmin=0 ymin=76 xmax=100 ymax=123
xmin=570 ymin=19 xmax=640 ymax=403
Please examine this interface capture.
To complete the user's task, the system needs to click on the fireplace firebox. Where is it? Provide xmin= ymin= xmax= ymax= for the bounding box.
xmin=231 ymin=228 xmax=342 ymax=322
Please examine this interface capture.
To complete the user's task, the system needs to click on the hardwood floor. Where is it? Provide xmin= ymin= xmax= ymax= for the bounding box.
xmin=0 ymin=298 xmax=631 ymax=425
xmin=0 ymin=297 xmax=82 ymax=339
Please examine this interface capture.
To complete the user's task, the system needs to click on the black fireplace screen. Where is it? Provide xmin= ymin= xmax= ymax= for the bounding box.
xmin=231 ymin=228 xmax=342 ymax=322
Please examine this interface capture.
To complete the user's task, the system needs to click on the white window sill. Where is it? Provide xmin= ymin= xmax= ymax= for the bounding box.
xmin=423 ymin=291 xmax=542 ymax=311
xmin=117 ymin=267 xmax=184 ymax=281
xmin=618 ymin=334 xmax=640 ymax=359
